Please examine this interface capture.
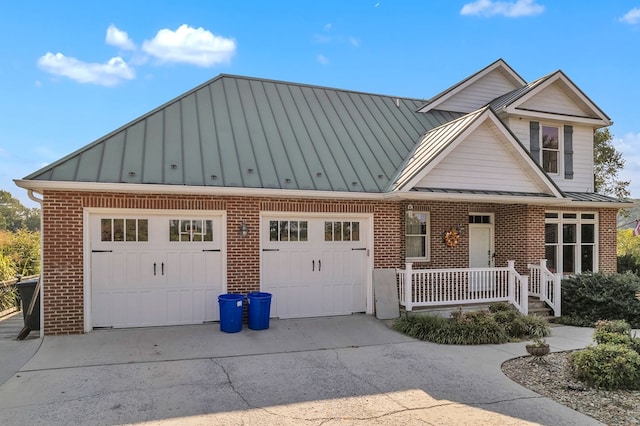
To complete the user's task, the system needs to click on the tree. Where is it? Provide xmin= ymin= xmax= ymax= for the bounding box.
xmin=594 ymin=128 xmax=630 ymax=199
xmin=0 ymin=190 xmax=40 ymax=232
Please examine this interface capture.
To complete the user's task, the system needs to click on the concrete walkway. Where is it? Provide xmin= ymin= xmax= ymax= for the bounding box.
xmin=0 ymin=314 xmax=601 ymax=425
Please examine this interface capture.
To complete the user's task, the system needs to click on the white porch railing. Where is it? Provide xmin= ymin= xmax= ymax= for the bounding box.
xmin=397 ymin=260 xmax=529 ymax=315
xmin=527 ymin=259 xmax=562 ymax=317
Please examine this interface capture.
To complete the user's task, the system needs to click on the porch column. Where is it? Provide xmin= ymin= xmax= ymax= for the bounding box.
xmin=404 ymin=262 xmax=413 ymax=312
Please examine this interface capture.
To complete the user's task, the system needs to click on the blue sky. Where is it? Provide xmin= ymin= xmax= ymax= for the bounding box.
xmin=2 ymin=0 xmax=640 ymax=207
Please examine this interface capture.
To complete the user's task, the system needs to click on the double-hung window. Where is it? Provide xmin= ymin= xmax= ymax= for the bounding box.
xmin=406 ymin=211 xmax=430 ymax=261
xmin=545 ymin=212 xmax=597 ymax=274
xmin=541 ymin=125 xmax=560 ymax=174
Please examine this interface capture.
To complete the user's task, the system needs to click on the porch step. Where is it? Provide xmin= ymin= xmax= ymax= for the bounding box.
xmin=527 ymin=297 xmax=555 ymax=321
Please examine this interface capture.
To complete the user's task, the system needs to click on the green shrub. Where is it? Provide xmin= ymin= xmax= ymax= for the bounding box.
xmin=489 ymin=302 xmax=514 ymax=313
xmin=618 ymin=253 xmax=640 ymax=274
xmin=0 ymin=285 xmax=18 ymax=311
xmin=595 ymin=319 xmax=632 ymax=335
xmin=392 ymin=306 xmax=548 ymax=345
xmin=561 ymin=272 xmax=640 ymax=328
xmin=569 ymin=343 xmax=640 ymax=390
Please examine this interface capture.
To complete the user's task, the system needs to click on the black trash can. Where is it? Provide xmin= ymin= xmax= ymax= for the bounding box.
xmin=247 ymin=292 xmax=272 ymax=330
xmin=17 ymin=279 xmax=40 ymax=330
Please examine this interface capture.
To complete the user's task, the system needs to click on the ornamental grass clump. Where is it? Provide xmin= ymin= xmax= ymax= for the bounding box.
xmin=568 ymin=319 xmax=640 ymax=390
xmin=392 ymin=303 xmax=550 ymax=345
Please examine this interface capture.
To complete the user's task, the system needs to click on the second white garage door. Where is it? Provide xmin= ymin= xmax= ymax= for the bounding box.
xmin=261 ymin=214 xmax=370 ymax=318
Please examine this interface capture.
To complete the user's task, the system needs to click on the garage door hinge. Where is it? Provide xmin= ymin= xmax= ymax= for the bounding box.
xmin=91 ymin=250 xmax=113 ymax=253
xmin=202 ymin=249 xmax=221 ymax=252
xmin=262 ymin=248 xmax=279 ymax=252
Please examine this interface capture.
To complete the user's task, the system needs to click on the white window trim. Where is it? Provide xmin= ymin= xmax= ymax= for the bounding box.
xmin=406 ymin=210 xmax=430 ymax=262
xmin=545 ymin=211 xmax=598 ymax=274
xmin=540 ymin=123 xmax=563 ymax=177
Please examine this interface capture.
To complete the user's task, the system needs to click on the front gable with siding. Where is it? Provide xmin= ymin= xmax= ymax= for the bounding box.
xmin=15 ymin=59 xmax=629 ymax=335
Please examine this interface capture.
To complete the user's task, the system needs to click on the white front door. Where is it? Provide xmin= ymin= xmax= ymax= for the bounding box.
xmin=261 ymin=215 xmax=370 ymax=319
xmin=469 ymin=214 xmax=494 ymax=292
xmin=90 ymin=213 xmax=224 ymax=328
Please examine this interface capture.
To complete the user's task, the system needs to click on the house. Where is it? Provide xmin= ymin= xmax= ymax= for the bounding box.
xmin=16 ymin=59 xmax=629 ymax=335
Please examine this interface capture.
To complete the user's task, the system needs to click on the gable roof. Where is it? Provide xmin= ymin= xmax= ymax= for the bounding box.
xmin=417 ymin=59 xmax=526 ymax=113
xmin=390 ymin=107 xmax=563 ymax=199
xmin=22 ymin=75 xmax=463 ymax=193
xmin=489 ymin=70 xmax=612 ymax=126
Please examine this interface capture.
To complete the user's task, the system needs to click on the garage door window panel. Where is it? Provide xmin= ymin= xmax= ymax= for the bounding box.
xmin=101 ymin=218 xmax=148 ymax=242
xmin=169 ymin=219 xmax=213 ymax=242
xmin=324 ymin=221 xmax=360 ymax=241
xmin=269 ymin=220 xmax=308 ymax=242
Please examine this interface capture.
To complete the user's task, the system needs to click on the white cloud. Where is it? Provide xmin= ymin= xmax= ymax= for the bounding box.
xmin=106 ymin=24 xmax=135 ymax=50
xmin=461 ymin=0 xmax=544 ymax=17
xmin=317 ymin=54 xmax=329 ymax=65
xmin=620 ymin=8 xmax=640 ymax=24
xmin=349 ymin=37 xmax=360 ymax=47
xmin=142 ymin=24 xmax=236 ymax=67
xmin=324 ymin=23 xmax=332 ymax=31
xmin=37 ymin=52 xmax=135 ymax=86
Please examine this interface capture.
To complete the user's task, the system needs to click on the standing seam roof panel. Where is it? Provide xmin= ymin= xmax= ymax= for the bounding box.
xmin=197 ymin=85 xmax=223 ymax=186
xmin=99 ymin=133 xmax=126 ymax=182
xmin=163 ymin=102 xmax=184 ymax=185
xmin=180 ymin=93 xmax=205 ymax=186
xmin=143 ymin=111 xmax=165 ymax=184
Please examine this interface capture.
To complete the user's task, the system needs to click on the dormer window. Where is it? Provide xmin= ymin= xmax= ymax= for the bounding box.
xmin=541 ymin=125 xmax=560 ymax=174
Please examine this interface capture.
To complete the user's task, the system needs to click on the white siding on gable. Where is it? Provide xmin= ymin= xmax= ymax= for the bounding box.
xmin=438 ymin=69 xmax=520 ymax=113
xmin=507 ymin=119 xmax=594 ymax=192
xmin=519 ymin=82 xmax=589 ymax=118
xmin=414 ymin=123 xmax=546 ymax=193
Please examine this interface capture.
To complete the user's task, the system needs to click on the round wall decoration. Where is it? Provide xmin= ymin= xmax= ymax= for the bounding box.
xmin=443 ymin=227 xmax=460 ymax=247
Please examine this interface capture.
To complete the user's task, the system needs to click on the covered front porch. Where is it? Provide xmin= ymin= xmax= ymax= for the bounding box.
xmin=397 ymin=260 xmax=561 ymax=317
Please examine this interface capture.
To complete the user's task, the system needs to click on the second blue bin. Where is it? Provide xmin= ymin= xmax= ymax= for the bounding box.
xmin=247 ymin=292 xmax=272 ymax=330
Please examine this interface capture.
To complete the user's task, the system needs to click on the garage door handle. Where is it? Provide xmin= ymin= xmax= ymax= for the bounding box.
xmin=153 ymin=263 xmax=156 ymax=276
xmin=312 ymin=260 xmax=315 ymax=271
xmin=318 ymin=259 xmax=321 ymax=271
xmin=161 ymin=262 xmax=164 ymax=275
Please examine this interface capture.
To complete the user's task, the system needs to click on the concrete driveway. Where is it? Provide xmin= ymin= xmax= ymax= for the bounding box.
xmin=0 ymin=314 xmax=600 ymax=425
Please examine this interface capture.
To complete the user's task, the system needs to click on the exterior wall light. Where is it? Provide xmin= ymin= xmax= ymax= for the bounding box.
xmin=239 ymin=222 xmax=248 ymax=238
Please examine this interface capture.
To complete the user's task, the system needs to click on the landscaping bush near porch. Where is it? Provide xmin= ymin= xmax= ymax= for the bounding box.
xmin=392 ymin=303 xmax=550 ymax=345
xmin=558 ymin=272 xmax=640 ymax=328
xmin=568 ymin=320 xmax=640 ymax=390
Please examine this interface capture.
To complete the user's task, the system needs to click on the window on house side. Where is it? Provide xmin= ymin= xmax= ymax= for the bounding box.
xmin=406 ymin=211 xmax=430 ymax=261
xmin=541 ymin=125 xmax=560 ymax=174
xmin=544 ymin=212 xmax=597 ymax=274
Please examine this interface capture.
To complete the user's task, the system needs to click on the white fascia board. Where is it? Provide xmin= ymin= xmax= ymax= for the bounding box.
xmin=418 ymin=60 xmax=525 ymax=113
xmin=13 ymin=179 xmax=385 ymax=200
xmin=504 ymin=108 xmax=609 ymax=127
xmin=503 ymin=73 xmax=612 ymax=126
xmin=389 ymin=191 xmax=567 ymax=205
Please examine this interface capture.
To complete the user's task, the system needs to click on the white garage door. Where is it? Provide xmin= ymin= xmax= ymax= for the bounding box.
xmin=90 ymin=213 xmax=224 ymax=328
xmin=261 ymin=215 xmax=369 ymax=318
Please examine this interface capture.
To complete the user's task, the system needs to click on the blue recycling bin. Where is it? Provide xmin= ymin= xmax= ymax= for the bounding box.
xmin=247 ymin=292 xmax=272 ymax=330
xmin=218 ymin=294 xmax=245 ymax=333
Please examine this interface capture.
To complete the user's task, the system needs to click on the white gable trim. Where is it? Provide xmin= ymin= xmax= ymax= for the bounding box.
xmin=396 ymin=111 xmax=563 ymax=198
xmin=502 ymin=72 xmax=612 ymax=126
xmin=418 ymin=59 xmax=525 ymax=113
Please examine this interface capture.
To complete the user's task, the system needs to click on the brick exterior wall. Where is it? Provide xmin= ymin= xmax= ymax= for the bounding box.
xmin=40 ymin=190 xmax=622 ymax=334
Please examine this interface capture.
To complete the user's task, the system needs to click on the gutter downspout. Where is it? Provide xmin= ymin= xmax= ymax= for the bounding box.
xmin=27 ymin=190 xmax=44 ymax=338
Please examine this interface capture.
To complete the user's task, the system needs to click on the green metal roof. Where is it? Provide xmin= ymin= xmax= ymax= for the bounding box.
xmin=25 ymin=74 xmax=461 ymax=193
